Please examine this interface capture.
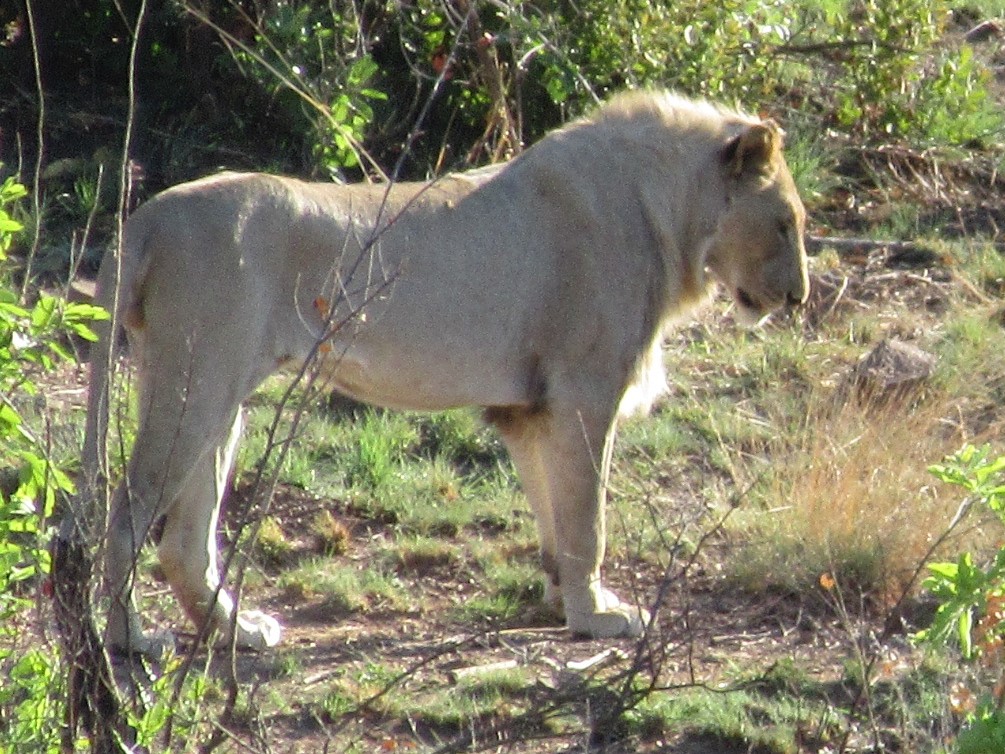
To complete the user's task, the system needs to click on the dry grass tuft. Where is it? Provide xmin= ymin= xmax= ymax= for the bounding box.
xmin=248 ymin=516 xmax=297 ymax=569
xmin=311 ymin=509 xmax=352 ymax=556
xmin=726 ymin=387 xmax=986 ymax=606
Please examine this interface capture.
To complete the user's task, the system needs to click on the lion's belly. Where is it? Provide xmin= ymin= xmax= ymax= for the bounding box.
xmin=318 ymin=343 xmax=526 ymax=412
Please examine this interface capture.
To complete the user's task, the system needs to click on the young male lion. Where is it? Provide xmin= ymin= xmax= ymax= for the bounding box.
xmin=80 ymin=90 xmax=809 ymax=655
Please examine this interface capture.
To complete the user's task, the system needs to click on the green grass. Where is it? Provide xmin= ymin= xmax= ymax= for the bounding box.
xmin=243 ymin=516 xmax=296 ymax=569
xmin=316 ymin=661 xmax=407 ymax=721
xmin=408 ymin=666 xmax=539 ymax=730
xmin=449 ymin=543 xmax=543 ymax=626
xmin=963 ymin=0 xmax=1005 ymax=15
xmin=240 ymin=395 xmax=521 ymax=536
xmin=625 ymin=683 xmax=833 ymax=753
xmin=621 ymin=652 xmax=956 ymax=752
xmin=779 ymin=124 xmax=842 ymax=206
xmin=310 ymin=508 xmax=351 ymax=555
xmin=380 ymin=533 xmax=462 ymax=574
xmin=277 ymin=557 xmax=408 ymax=615
xmin=314 ymin=662 xmax=546 ymax=741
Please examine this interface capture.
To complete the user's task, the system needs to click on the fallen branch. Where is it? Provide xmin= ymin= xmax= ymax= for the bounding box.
xmin=808 ymin=234 xmax=1005 ymax=256
xmin=807 ymin=235 xmax=937 ymax=256
xmin=564 ymin=648 xmax=628 ymax=673
xmin=448 ymin=659 xmax=519 ymax=682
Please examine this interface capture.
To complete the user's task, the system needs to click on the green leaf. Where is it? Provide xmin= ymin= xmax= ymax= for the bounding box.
xmin=65 ymin=302 xmax=109 ymax=321
xmin=360 ymin=87 xmax=388 ymax=102
xmin=959 ymin=607 xmax=974 ymax=658
xmin=0 ymin=300 xmax=29 ymax=319
xmin=347 ymin=55 xmax=379 ymax=87
xmin=0 ymin=402 xmax=22 ymax=431
xmin=29 ymin=295 xmax=58 ymax=330
xmin=68 ymin=322 xmax=100 ymax=342
xmin=0 ymin=217 xmax=23 ymax=234
xmin=330 ymin=95 xmax=350 ymax=124
xmin=0 ymin=176 xmax=28 ymax=202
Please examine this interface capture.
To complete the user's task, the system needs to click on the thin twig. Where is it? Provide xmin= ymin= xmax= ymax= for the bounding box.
xmin=20 ymin=0 xmax=45 ymax=299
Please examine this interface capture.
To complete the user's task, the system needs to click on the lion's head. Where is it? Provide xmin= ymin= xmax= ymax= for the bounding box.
xmin=704 ymin=120 xmax=809 ymax=326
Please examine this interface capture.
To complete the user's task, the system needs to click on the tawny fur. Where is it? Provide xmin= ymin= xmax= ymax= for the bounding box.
xmin=81 ymin=90 xmax=809 ymax=653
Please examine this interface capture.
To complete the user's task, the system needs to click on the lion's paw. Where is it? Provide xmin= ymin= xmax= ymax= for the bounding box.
xmin=228 ymin=610 xmax=282 ymax=650
xmin=564 ymin=589 xmax=650 ymax=639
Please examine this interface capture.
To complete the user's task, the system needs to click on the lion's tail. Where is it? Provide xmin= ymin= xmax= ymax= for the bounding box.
xmin=78 ymin=205 xmax=156 ymax=503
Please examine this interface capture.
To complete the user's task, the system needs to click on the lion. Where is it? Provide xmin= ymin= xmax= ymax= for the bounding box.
xmin=80 ymin=90 xmax=809 ymax=655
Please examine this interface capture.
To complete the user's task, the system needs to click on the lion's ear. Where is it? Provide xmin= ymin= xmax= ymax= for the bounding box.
xmin=723 ymin=121 xmax=783 ymax=178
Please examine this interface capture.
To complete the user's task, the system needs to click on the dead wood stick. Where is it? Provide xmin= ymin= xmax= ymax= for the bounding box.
xmin=448 ymin=659 xmax=519 ymax=682
xmin=564 ymin=647 xmax=628 ymax=673
xmin=807 ymin=235 xmax=934 ymax=255
xmin=808 ymin=235 xmax=1005 ymax=255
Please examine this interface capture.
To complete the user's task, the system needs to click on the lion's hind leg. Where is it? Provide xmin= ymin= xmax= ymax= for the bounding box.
xmin=104 ymin=477 xmax=171 ymax=658
xmin=103 ymin=384 xmax=223 ymax=656
xmin=104 ymin=354 xmax=276 ymax=655
xmin=156 ymin=410 xmax=281 ymax=650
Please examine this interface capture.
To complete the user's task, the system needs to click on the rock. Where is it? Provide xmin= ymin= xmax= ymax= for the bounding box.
xmin=849 ymin=338 xmax=937 ymax=403
xmin=68 ymin=277 xmax=97 ymax=305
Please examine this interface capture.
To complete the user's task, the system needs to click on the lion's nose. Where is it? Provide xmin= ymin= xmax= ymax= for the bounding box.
xmin=787 ymin=263 xmax=810 ymax=307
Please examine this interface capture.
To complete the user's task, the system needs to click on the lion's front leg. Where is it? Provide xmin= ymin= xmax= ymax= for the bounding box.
xmin=500 ymin=402 xmax=649 ymax=639
xmin=544 ymin=410 xmax=649 ymax=639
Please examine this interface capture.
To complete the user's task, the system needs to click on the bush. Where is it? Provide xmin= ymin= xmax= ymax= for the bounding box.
xmin=916 ymin=445 xmax=1005 ymax=753
xmin=0 ymin=171 xmax=107 ymax=750
xmin=231 ymin=2 xmax=388 ymax=179
xmin=213 ymin=0 xmax=1003 ymax=179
